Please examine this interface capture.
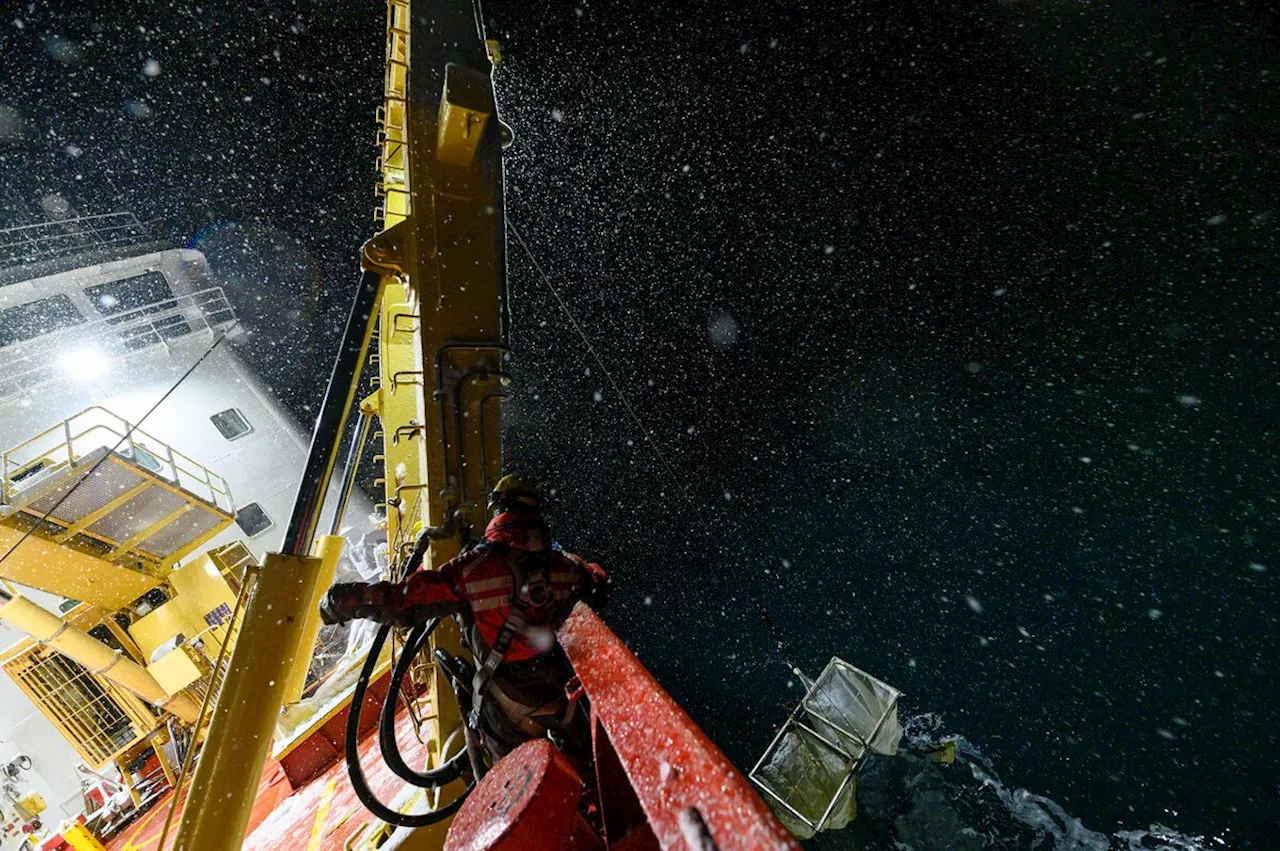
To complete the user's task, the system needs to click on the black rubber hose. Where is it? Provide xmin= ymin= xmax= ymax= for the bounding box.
xmin=379 ymin=619 xmax=469 ymax=788
xmin=433 ymin=650 xmax=487 ymax=783
xmin=346 ymin=624 xmax=474 ymax=827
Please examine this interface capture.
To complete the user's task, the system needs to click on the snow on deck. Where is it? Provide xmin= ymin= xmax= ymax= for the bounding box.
xmin=108 ymin=702 xmax=432 ymax=851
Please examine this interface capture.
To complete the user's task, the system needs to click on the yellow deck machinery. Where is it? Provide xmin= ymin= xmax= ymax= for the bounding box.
xmin=0 ymin=0 xmax=505 ymax=845
xmin=0 ymin=407 xmax=254 ymax=807
xmin=167 ymin=0 xmax=510 ymax=847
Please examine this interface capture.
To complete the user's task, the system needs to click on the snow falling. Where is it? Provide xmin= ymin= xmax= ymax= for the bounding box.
xmin=0 ymin=2 xmax=1271 ymax=848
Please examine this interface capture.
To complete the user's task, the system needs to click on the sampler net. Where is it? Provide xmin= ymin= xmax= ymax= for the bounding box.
xmin=750 ymin=657 xmax=902 ymax=839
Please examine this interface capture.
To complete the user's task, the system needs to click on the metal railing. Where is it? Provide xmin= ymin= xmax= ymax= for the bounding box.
xmin=181 ymin=600 xmax=246 ymax=712
xmin=0 ymin=286 xmax=236 ymax=402
xmin=0 ymin=213 xmax=154 ymax=268
xmin=374 ymin=0 xmax=411 ymax=227
xmin=168 ymin=546 xmax=257 ymax=708
xmin=0 ymin=406 xmax=234 ymax=513
xmin=4 ymin=646 xmax=156 ymax=768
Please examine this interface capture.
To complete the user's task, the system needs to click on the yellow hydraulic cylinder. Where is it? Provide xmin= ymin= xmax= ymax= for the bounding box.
xmin=0 ymin=594 xmax=199 ymax=723
xmin=280 ymin=534 xmax=344 ymax=706
xmin=172 ymin=550 xmax=326 ymax=851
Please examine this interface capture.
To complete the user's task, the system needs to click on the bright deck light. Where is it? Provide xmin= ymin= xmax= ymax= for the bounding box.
xmin=57 ymin=347 xmax=111 ymax=380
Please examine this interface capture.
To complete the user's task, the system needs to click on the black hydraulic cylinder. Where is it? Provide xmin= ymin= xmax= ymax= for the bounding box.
xmin=282 ymin=269 xmax=382 ymax=557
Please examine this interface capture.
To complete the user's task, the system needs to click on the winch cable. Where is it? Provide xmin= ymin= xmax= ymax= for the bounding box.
xmin=351 ymin=224 xmax=800 ymax=820
xmin=348 ymin=624 xmax=474 ymax=826
xmin=510 ymin=224 xmax=800 ymax=673
xmin=0 ymin=320 xmax=241 ymax=575
xmin=378 ymin=618 xmax=470 ymax=788
xmin=508 ymin=225 xmax=689 ymax=502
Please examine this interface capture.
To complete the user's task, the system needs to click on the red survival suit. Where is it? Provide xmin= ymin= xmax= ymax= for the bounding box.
xmin=321 ymin=509 xmax=607 ymax=756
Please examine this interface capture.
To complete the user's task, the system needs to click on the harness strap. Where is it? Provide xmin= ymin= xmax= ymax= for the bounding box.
xmin=485 ymin=681 xmax=579 ymax=737
xmin=469 ymin=547 xmax=539 ymax=727
xmin=471 ymin=609 xmax=526 ymax=688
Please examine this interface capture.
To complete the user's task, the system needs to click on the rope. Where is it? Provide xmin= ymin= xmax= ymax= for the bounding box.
xmin=507 ymin=225 xmax=798 ymax=671
xmin=0 ymin=320 xmax=241 ymax=571
xmin=508 ymin=225 xmax=690 ymax=501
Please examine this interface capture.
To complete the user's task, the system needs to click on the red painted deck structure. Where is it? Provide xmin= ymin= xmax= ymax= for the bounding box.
xmin=558 ymin=604 xmax=800 ymax=851
xmin=107 ymin=699 xmax=428 ymax=851
xmin=108 ymin=606 xmax=800 ymax=851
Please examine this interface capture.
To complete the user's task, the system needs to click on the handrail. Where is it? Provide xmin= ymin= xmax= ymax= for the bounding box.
xmin=0 ymin=286 xmax=234 ymax=359
xmin=0 ymin=213 xmax=154 ymax=268
xmin=0 ymin=288 xmax=236 ymax=403
xmin=0 ymin=212 xmax=145 ymax=237
xmin=1 ymin=406 xmax=233 ymax=512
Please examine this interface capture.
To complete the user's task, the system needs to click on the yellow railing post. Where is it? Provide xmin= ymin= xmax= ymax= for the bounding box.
xmin=114 ymin=756 xmax=144 ymax=808
xmin=171 ymin=551 xmax=325 ymax=851
xmin=279 ymin=534 xmax=344 ymax=707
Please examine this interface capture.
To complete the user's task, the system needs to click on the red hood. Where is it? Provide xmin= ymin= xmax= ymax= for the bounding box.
xmin=484 ymin=510 xmax=548 ymax=552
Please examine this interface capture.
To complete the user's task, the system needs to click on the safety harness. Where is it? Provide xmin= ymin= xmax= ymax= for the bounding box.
xmin=466 ymin=543 xmax=568 ymax=729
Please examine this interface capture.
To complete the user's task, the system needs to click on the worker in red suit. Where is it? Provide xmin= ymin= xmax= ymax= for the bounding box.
xmin=319 ymin=474 xmax=608 ymax=758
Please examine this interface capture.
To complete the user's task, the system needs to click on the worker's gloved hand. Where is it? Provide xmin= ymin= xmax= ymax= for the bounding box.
xmin=319 ymin=583 xmax=370 ymax=625
xmin=582 ymin=563 xmax=611 ymax=610
xmin=319 ymin=581 xmax=422 ymax=627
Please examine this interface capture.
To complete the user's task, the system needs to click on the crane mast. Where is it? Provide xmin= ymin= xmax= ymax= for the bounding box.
xmin=367 ymin=0 xmax=507 ymax=558
xmin=356 ymin=0 xmax=509 ymax=842
xmin=161 ymin=2 xmax=801 ymax=849
xmin=172 ymin=1 xmax=508 ymax=846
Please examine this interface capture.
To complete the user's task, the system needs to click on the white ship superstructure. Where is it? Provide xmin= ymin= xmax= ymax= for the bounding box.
xmin=0 ymin=213 xmax=373 ymax=834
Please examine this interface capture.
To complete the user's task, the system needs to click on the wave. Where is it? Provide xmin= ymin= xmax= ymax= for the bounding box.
xmin=856 ymin=713 xmax=1227 ymax=851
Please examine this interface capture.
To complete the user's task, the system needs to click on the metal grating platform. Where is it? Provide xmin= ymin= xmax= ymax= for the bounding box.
xmin=1 ymin=408 xmax=235 ymax=565
xmin=25 ymin=457 xmax=147 ymax=525
xmin=141 ymin=508 xmax=226 ymax=559
xmin=83 ymin=483 xmax=187 ymax=542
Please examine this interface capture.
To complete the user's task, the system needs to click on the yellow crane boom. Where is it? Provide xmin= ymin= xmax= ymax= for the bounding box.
xmin=172 ymin=0 xmax=509 ymax=846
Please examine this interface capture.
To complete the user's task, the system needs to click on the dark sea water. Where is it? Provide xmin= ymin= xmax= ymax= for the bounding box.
xmin=2 ymin=1 xmax=1275 ymax=847
xmin=498 ymin=2 xmax=1278 ymax=847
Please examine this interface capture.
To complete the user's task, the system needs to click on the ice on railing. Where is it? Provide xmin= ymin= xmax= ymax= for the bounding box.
xmin=0 ymin=406 xmax=234 ymax=513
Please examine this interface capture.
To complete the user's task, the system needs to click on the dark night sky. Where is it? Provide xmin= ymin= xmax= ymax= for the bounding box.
xmin=2 ymin=1 xmax=1278 ymax=847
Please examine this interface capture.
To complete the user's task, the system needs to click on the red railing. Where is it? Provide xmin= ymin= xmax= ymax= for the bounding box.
xmin=558 ymin=604 xmax=799 ymax=851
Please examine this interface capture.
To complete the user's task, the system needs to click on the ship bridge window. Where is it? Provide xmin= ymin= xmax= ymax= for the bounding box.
xmin=125 ymin=443 xmax=165 ymax=475
xmin=88 ymin=272 xmax=192 ymax=346
xmin=0 ymin=295 xmax=85 ymax=347
xmin=210 ymin=408 xmax=252 ymax=441
xmin=234 ymin=502 xmax=273 ymax=538
xmin=86 ymin=271 xmax=174 ymax=316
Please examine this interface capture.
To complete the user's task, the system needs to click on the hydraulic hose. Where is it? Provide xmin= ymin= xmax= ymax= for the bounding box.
xmin=433 ymin=649 xmax=487 ymax=783
xmin=347 ymin=624 xmax=474 ymax=827
xmin=379 ymin=620 xmax=469 ymax=788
